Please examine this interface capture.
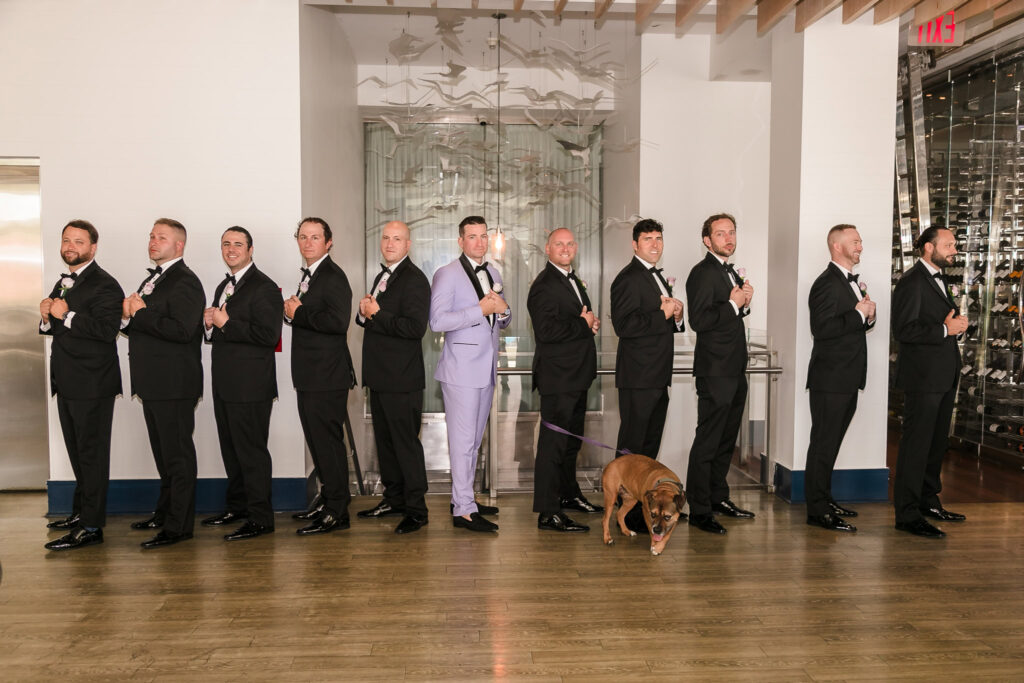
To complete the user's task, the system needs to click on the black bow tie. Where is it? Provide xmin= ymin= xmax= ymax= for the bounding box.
xmin=847 ymin=273 xmax=859 ymax=283
xmin=380 ymin=264 xmax=392 ymax=275
xmin=60 ymin=272 xmax=77 ymax=280
xmin=225 ymin=274 xmax=236 ymax=285
xmin=147 ymin=265 xmax=163 ymax=276
xmin=648 ymin=266 xmax=662 ymax=274
xmin=932 ymin=271 xmax=946 ymax=283
xmin=474 ymin=263 xmax=489 ymax=274
xmin=300 ymin=267 xmax=311 ymax=281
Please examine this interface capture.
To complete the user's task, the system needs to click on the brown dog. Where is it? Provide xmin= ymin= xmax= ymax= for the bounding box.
xmin=601 ymin=454 xmax=686 ymax=555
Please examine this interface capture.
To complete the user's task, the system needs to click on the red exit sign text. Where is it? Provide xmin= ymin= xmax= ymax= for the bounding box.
xmin=909 ymin=11 xmax=964 ymax=47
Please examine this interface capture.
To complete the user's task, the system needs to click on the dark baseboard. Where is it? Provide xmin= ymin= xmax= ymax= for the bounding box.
xmin=47 ymin=478 xmax=309 ymax=516
xmin=773 ymin=464 xmax=890 ymax=504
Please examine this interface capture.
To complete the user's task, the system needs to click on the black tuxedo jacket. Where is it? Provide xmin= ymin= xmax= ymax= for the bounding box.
xmin=610 ymin=257 xmax=685 ymax=389
xmin=207 ymin=265 xmax=282 ymax=403
xmin=40 ymin=262 xmax=124 ymax=399
xmin=356 ymin=258 xmax=429 ymax=393
xmin=289 ymin=255 xmax=354 ymax=392
xmin=686 ymin=252 xmax=749 ymax=378
xmin=807 ymin=263 xmax=875 ymax=392
xmin=892 ymin=260 xmax=962 ymax=393
xmin=124 ymin=260 xmax=205 ymax=400
xmin=528 ymin=262 xmax=597 ymax=395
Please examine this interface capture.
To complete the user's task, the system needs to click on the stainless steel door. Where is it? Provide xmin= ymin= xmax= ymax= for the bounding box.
xmin=0 ymin=158 xmax=48 ymax=489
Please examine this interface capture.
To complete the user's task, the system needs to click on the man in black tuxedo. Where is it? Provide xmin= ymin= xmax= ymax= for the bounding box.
xmin=685 ymin=213 xmax=755 ymax=535
xmin=284 ymin=217 xmax=355 ymax=535
xmin=610 ymin=218 xmax=685 ymax=458
xmin=805 ymin=224 xmax=877 ymax=533
xmin=892 ymin=226 xmax=967 ymax=538
xmin=202 ymin=226 xmax=282 ymax=541
xmin=123 ymin=218 xmax=206 ymax=548
xmin=355 ymin=221 xmax=431 ymax=535
xmin=40 ymin=220 xmax=124 ymax=551
xmin=528 ymin=228 xmax=602 ymax=534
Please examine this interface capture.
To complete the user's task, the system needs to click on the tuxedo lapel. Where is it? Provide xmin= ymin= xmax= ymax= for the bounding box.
xmin=918 ymin=262 xmax=954 ymax=306
xmin=546 ymin=263 xmax=583 ymax=310
xmin=458 ymin=254 xmax=486 ymax=300
xmin=827 ymin=263 xmax=859 ymax=306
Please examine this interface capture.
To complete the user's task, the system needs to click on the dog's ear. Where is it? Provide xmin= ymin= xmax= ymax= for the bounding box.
xmin=674 ymin=492 xmax=686 ymax=512
xmin=644 ymin=490 xmax=656 ymax=510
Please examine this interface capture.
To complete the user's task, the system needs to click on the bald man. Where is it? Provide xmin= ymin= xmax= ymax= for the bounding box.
xmin=527 ymin=228 xmax=602 ymax=533
xmin=356 ymin=221 xmax=432 ymax=534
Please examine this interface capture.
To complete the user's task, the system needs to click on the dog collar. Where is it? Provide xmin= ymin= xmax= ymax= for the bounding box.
xmin=655 ymin=478 xmax=684 ymax=494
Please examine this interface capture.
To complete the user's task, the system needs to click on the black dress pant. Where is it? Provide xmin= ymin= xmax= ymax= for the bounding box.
xmin=686 ymin=374 xmax=747 ymax=516
xmin=533 ymin=389 xmax=587 ymax=515
xmin=213 ymin=395 xmax=275 ymax=526
xmin=142 ymin=398 xmax=198 ymax=535
xmin=370 ymin=389 xmax=428 ymax=518
xmin=56 ymin=395 xmax=115 ymax=528
xmin=894 ymin=385 xmax=955 ymax=524
xmin=616 ymin=387 xmax=669 ymax=457
xmin=805 ymin=390 xmax=858 ymax=516
xmin=296 ymin=389 xmax=351 ymax=518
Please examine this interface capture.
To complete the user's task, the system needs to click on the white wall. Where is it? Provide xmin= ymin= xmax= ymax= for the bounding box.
xmin=0 ymin=0 xmax=304 ymax=480
xmin=637 ymin=32 xmax=772 ymax=476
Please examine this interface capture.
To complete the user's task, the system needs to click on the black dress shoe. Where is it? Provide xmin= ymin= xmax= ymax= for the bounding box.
xmin=807 ymin=513 xmax=857 ymax=532
xmin=130 ymin=515 xmax=164 ymax=530
xmin=224 ymin=520 xmax=274 ymax=541
xmin=689 ymin=514 xmax=727 ymax=534
xmin=920 ymin=506 xmax=966 ymax=522
xmin=538 ymin=513 xmax=589 ymax=532
xmin=202 ymin=511 xmax=249 ymax=527
xmin=895 ymin=519 xmax=946 ymax=538
xmin=47 ymin=513 xmax=80 ymax=530
xmin=296 ymin=511 xmax=350 ymax=535
xmin=394 ymin=515 xmax=428 ymax=534
xmin=712 ymin=500 xmax=755 ymax=518
xmin=140 ymin=530 xmax=193 ymax=549
xmin=45 ymin=527 xmax=103 ymax=551
xmin=357 ymin=501 xmax=404 ymax=519
xmin=453 ymin=512 xmax=498 ymax=533
xmin=292 ymin=493 xmax=324 ymax=520
xmin=560 ymin=496 xmax=605 ymax=514
xmin=829 ymin=502 xmax=858 ymax=518
xmin=451 ymin=502 xmax=500 ymax=516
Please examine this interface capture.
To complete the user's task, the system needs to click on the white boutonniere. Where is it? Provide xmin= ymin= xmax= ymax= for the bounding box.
xmin=141 ymin=281 xmax=155 ymax=298
xmin=950 ymin=284 xmax=960 ymax=298
xmin=492 ymin=282 xmax=503 ymax=294
xmin=224 ymin=282 xmax=235 ymax=301
xmin=859 ymin=281 xmax=868 ymax=295
xmin=736 ymin=267 xmax=747 ymax=282
xmin=298 ymin=281 xmax=309 ymax=298
xmin=578 ymin=278 xmax=588 ymax=290
xmin=59 ymin=277 xmax=75 ymax=298
xmin=378 ymin=277 xmax=388 ymax=293
xmin=666 ymin=275 xmax=676 ymax=295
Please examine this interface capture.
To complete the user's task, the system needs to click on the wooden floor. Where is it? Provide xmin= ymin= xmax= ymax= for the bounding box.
xmin=2 ymin=489 xmax=1023 ymax=682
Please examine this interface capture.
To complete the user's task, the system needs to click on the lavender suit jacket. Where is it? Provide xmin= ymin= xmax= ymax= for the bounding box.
xmin=429 ymin=257 xmax=511 ymax=389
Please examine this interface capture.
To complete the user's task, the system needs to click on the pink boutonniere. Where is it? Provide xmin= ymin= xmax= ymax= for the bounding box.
xmin=298 ymin=281 xmax=309 ymax=298
xmin=224 ymin=283 xmax=235 ymax=301
xmin=859 ymin=281 xmax=868 ymax=295
xmin=665 ymin=275 xmax=676 ymax=295
xmin=578 ymin=278 xmax=588 ymax=290
xmin=736 ymin=267 xmax=747 ymax=282
xmin=950 ymin=284 xmax=960 ymax=298
xmin=141 ymin=281 xmax=155 ymax=298
xmin=59 ymin=277 xmax=75 ymax=298
xmin=378 ymin=278 xmax=388 ymax=293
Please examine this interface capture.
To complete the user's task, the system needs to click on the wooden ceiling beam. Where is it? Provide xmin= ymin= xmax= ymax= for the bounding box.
xmin=677 ymin=0 xmax=712 ymax=24
xmin=637 ymin=0 xmax=667 ymax=24
xmin=759 ymin=0 xmax=800 ymax=33
xmin=513 ymin=0 xmax=525 ymax=10
xmin=955 ymin=0 xmax=1009 ymax=20
xmin=796 ymin=0 xmax=843 ymax=30
xmin=873 ymin=0 xmax=923 ymax=23
xmin=555 ymin=0 xmax=569 ymax=13
xmin=844 ymin=0 xmax=883 ymax=22
xmin=717 ymin=0 xmax=758 ymax=33
xmin=993 ymin=0 xmax=1024 ymax=22
xmin=595 ymin=0 xmax=615 ymax=18
xmin=914 ymin=0 xmax=967 ymax=23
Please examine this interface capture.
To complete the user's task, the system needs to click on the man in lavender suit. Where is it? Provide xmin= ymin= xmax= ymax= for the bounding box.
xmin=429 ymin=216 xmax=511 ymax=533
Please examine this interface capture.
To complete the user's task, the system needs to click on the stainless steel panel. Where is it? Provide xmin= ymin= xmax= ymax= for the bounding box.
xmin=0 ymin=158 xmax=48 ymax=490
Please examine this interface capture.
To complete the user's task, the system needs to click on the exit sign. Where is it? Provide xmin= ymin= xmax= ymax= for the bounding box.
xmin=910 ymin=11 xmax=964 ymax=47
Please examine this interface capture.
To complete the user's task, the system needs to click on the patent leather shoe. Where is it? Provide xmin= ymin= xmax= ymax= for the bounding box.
xmin=920 ymin=506 xmax=966 ymax=522
xmin=560 ymin=496 xmax=604 ymax=514
xmin=807 ymin=513 xmax=856 ymax=532
xmin=829 ymin=502 xmax=858 ymax=518
xmin=45 ymin=527 xmax=103 ymax=551
xmin=140 ymin=530 xmax=193 ymax=549
xmin=711 ymin=500 xmax=755 ymax=518
xmin=538 ymin=513 xmax=589 ymax=532
xmin=895 ymin=519 xmax=946 ymax=538
xmin=453 ymin=512 xmax=498 ymax=533
xmin=296 ymin=511 xmax=349 ymax=535
xmin=130 ymin=515 xmax=164 ymax=530
xmin=202 ymin=511 xmax=248 ymax=527
xmin=292 ymin=493 xmax=324 ymax=520
xmin=224 ymin=520 xmax=274 ymax=541
xmin=357 ymin=501 xmax=404 ymax=519
xmin=451 ymin=502 xmax=499 ymax=516
xmin=689 ymin=514 xmax=727 ymax=534
xmin=47 ymin=513 xmax=80 ymax=530
xmin=394 ymin=515 xmax=428 ymax=534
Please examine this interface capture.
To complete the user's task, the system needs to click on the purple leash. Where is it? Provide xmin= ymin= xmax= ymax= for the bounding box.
xmin=541 ymin=421 xmax=632 ymax=456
